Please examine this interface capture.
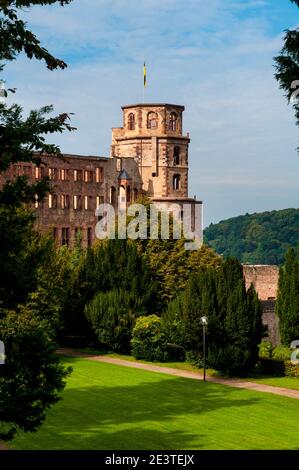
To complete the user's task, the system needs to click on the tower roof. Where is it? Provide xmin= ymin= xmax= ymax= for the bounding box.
xmin=118 ymin=169 xmax=132 ymax=180
xmin=121 ymin=103 xmax=185 ymax=111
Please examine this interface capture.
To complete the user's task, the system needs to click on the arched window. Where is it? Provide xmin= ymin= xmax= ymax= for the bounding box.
xmin=126 ymin=185 xmax=131 ymax=203
xmin=173 ymin=146 xmax=181 ymax=165
xmin=147 ymin=112 xmax=158 ymax=129
xmin=110 ymin=186 xmax=117 ymax=206
xmin=173 ymin=174 xmax=181 ymax=191
xmin=128 ymin=113 xmax=135 ymax=130
xmin=169 ymin=112 xmax=177 ymax=131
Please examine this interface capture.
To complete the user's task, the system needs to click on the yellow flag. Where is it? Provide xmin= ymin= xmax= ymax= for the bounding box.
xmin=143 ymin=61 xmax=147 ymax=88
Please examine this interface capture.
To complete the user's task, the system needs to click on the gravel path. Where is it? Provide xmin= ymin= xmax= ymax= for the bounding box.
xmin=58 ymin=348 xmax=299 ymax=400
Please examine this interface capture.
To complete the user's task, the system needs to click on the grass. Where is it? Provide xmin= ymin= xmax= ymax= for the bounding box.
xmin=10 ymin=356 xmax=299 ymax=450
xmin=76 ymin=347 xmax=299 ymax=389
xmin=76 ymin=347 xmax=214 ymax=374
xmin=245 ymin=376 xmax=299 ymax=390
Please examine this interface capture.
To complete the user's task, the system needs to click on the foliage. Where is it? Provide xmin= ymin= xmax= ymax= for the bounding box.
xmin=0 ymin=0 xmax=72 ymax=70
xmin=258 ymin=341 xmax=272 ymax=360
xmin=276 ymin=247 xmax=299 ymax=345
xmin=164 ymin=258 xmax=264 ymax=376
xmin=0 ymin=0 xmax=73 ymax=441
xmin=0 ymin=206 xmax=49 ymax=308
xmin=0 ymin=308 xmax=71 ymax=440
xmin=272 ymin=344 xmax=291 ymax=362
xmin=131 ymin=315 xmax=170 ymax=361
xmin=139 ymin=238 xmax=221 ymax=303
xmin=70 ymin=239 xmax=159 ymax=342
xmin=284 ymin=360 xmax=299 ymax=377
xmin=204 ymin=208 xmax=299 ymax=265
xmin=25 ymin=241 xmax=86 ymax=337
xmin=274 ymin=0 xmax=299 ymax=128
xmin=257 ymin=343 xmax=293 ymax=377
xmin=85 ymin=289 xmax=143 ymax=352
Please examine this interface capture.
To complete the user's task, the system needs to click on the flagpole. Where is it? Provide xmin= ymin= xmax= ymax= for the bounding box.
xmin=143 ymin=61 xmax=146 ymax=103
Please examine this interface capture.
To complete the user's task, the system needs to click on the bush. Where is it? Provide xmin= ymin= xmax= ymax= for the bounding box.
xmin=185 ymin=350 xmax=204 ymax=368
xmin=165 ymin=343 xmax=186 ymax=362
xmin=257 ymin=344 xmax=299 ymax=377
xmin=0 ymin=309 xmax=71 ymax=440
xmin=131 ymin=315 xmax=168 ymax=362
xmin=85 ymin=289 xmax=142 ymax=352
xmin=284 ymin=360 xmax=299 ymax=377
xmin=258 ymin=341 xmax=272 ymax=359
xmin=258 ymin=358 xmax=285 ymax=376
xmin=272 ymin=345 xmax=290 ymax=362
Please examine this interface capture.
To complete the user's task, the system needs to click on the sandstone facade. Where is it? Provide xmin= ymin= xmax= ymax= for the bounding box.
xmin=0 ymin=103 xmax=201 ymax=247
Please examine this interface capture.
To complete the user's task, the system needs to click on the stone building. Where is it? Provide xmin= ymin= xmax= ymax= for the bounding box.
xmin=0 ymin=103 xmax=202 ymax=247
xmin=243 ymin=265 xmax=280 ymax=345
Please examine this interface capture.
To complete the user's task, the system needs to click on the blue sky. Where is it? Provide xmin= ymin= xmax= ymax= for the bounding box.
xmin=3 ymin=0 xmax=299 ymax=226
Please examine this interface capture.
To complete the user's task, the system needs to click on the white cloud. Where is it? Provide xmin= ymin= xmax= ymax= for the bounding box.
xmin=3 ymin=0 xmax=299 ymax=225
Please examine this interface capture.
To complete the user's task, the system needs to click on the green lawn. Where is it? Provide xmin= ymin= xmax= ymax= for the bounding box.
xmin=77 ymin=348 xmax=299 ymax=390
xmin=245 ymin=376 xmax=299 ymax=390
xmin=77 ymin=347 xmax=214 ymax=374
xmin=11 ymin=356 xmax=299 ymax=450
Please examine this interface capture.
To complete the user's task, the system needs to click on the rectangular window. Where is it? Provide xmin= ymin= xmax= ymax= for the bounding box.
xmin=59 ymin=168 xmax=67 ymax=181
xmin=35 ymin=167 xmax=40 ymax=179
xmin=74 ymin=169 xmax=83 ymax=182
xmin=61 ymin=194 xmax=70 ymax=209
xmin=73 ymin=195 xmax=82 ymax=210
xmin=23 ymin=165 xmax=32 ymax=177
xmin=96 ymin=196 xmax=104 ymax=207
xmin=49 ymin=168 xmax=55 ymax=180
xmin=49 ymin=194 xmax=57 ymax=209
xmin=34 ymin=194 xmax=39 ymax=208
xmin=96 ymin=167 xmax=103 ymax=183
xmin=87 ymin=227 xmax=92 ymax=247
xmin=84 ymin=170 xmax=93 ymax=183
xmin=84 ymin=195 xmax=88 ymax=210
xmin=13 ymin=165 xmax=21 ymax=177
xmin=53 ymin=227 xmax=58 ymax=242
xmin=61 ymin=227 xmax=70 ymax=246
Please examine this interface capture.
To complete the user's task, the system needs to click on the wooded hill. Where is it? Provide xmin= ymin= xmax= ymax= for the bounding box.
xmin=204 ymin=208 xmax=299 ymax=265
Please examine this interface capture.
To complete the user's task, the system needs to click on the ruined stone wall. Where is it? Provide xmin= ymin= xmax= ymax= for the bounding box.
xmin=243 ymin=265 xmax=279 ymax=300
xmin=1 ymin=153 xmax=142 ymax=248
xmin=243 ymin=265 xmax=280 ymax=345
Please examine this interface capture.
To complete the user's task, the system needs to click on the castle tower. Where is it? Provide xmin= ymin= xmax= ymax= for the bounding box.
xmin=111 ymin=103 xmax=202 ymax=239
xmin=111 ymin=103 xmax=189 ymax=199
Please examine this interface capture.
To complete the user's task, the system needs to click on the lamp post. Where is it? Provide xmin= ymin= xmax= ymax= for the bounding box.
xmin=200 ymin=316 xmax=208 ymax=382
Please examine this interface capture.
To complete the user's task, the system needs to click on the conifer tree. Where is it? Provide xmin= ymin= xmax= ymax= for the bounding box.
xmin=164 ymin=258 xmax=264 ymax=376
xmin=276 ymin=248 xmax=299 ymax=345
xmin=274 ymin=0 xmax=299 ymax=129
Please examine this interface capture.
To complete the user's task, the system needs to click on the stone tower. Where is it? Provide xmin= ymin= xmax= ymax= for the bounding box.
xmin=111 ymin=103 xmax=189 ymax=199
xmin=111 ymin=103 xmax=202 ymax=241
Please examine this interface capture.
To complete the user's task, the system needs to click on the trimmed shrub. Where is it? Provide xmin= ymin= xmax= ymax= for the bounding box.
xmin=284 ymin=361 xmax=299 ymax=377
xmin=85 ymin=289 xmax=142 ymax=352
xmin=258 ymin=341 xmax=272 ymax=359
xmin=131 ymin=315 xmax=168 ymax=362
xmin=272 ymin=345 xmax=290 ymax=362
